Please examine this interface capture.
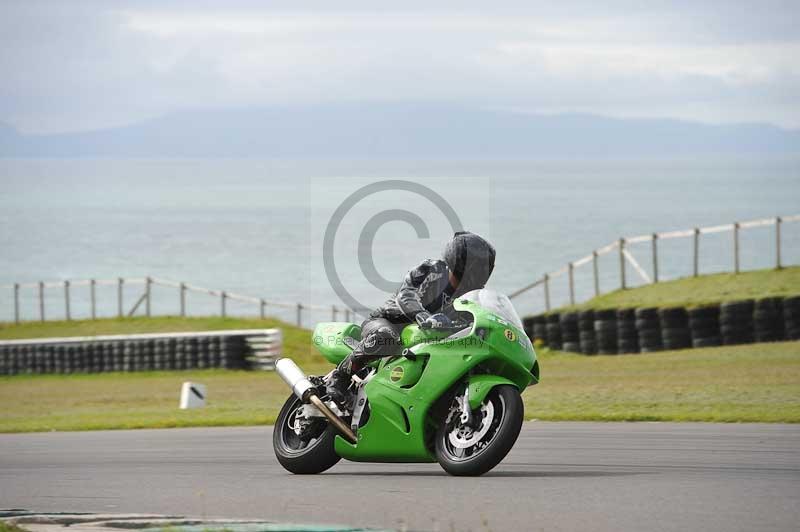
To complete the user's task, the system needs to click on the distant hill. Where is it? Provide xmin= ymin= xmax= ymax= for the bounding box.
xmin=2 ymin=104 xmax=799 ymax=158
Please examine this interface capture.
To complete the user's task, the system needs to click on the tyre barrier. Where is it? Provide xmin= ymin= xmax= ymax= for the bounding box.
xmin=688 ymin=305 xmax=721 ymax=348
xmin=578 ymin=309 xmax=597 ymax=355
xmin=525 ymin=295 xmax=799 ymax=355
xmin=0 ymin=329 xmax=281 ymax=375
xmin=659 ymin=307 xmax=691 ymax=351
xmin=635 ymin=307 xmax=662 ymax=353
xmin=785 ymin=295 xmax=800 ymax=341
xmin=545 ymin=313 xmax=562 ymax=350
xmin=720 ymin=299 xmax=755 ymax=345
xmin=532 ymin=316 xmax=548 ymax=345
xmin=616 ymin=308 xmax=639 ymax=354
xmin=560 ymin=312 xmax=580 ymax=353
xmin=522 ymin=316 xmax=535 ymax=344
xmin=754 ymin=297 xmax=783 ymax=343
xmin=594 ymin=309 xmax=617 ymax=354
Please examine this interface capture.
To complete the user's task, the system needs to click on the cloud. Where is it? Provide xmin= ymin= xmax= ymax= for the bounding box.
xmin=1 ymin=1 xmax=799 ymax=133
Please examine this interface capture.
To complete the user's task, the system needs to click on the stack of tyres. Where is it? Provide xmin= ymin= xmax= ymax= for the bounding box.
xmin=636 ymin=308 xmax=662 ymax=352
xmin=545 ymin=314 xmax=562 ymax=350
xmin=42 ymin=345 xmax=54 ymax=374
xmin=85 ymin=343 xmax=95 ymax=373
xmin=530 ymin=316 xmax=548 ymax=346
xmin=154 ymin=339 xmax=165 ymax=370
xmin=167 ymin=338 xmax=178 ymax=369
xmin=198 ymin=338 xmax=210 ymax=369
xmin=145 ymin=340 xmax=156 ymax=371
xmin=3 ymin=347 xmax=11 ymax=375
xmin=784 ymin=296 xmax=800 ymax=340
xmin=175 ymin=338 xmax=186 ymax=370
xmin=209 ymin=337 xmax=221 ymax=368
xmin=114 ymin=341 xmax=125 ymax=372
xmin=187 ymin=337 xmax=199 ymax=369
xmin=659 ymin=307 xmax=691 ymax=350
xmin=522 ymin=317 xmax=535 ymax=343
xmin=753 ymin=297 xmax=784 ymax=343
xmin=720 ymin=300 xmax=754 ymax=345
xmin=593 ymin=309 xmax=618 ymax=354
xmin=578 ymin=310 xmax=597 ymax=355
xmin=616 ymin=309 xmax=639 ymax=353
xmin=228 ymin=336 xmax=248 ymax=369
xmin=560 ymin=312 xmax=580 ymax=352
xmin=6 ymin=347 xmax=14 ymax=375
xmin=103 ymin=342 xmax=115 ymax=372
xmin=688 ymin=305 xmax=721 ymax=348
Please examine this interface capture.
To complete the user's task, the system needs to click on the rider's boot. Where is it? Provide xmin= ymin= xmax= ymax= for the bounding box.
xmin=325 ymin=368 xmax=353 ymax=406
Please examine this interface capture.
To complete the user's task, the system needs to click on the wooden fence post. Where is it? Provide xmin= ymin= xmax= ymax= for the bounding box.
xmin=38 ymin=281 xmax=45 ymax=322
xmin=260 ymin=298 xmax=266 ymax=319
xmin=117 ymin=278 xmax=124 ymax=318
xmin=776 ymin=216 xmax=782 ymax=269
xmin=619 ymin=238 xmax=626 ymax=289
xmin=568 ymin=263 xmax=575 ymax=305
xmin=296 ymin=303 xmax=303 ymax=327
xmin=592 ymin=251 xmax=599 ymax=296
xmin=693 ymin=228 xmax=700 ymax=277
xmin=543 ymin=274 xmax=551 ymax=311
xmin=651 ymin=233 xmax=659 ymax=283
xmin=64 ymin=280 xmax=71 ymax=320
xmin=90 ymin=279 xmax=96 ymax=320
xmin=145 ymin=277 xmax=152 ymax=317
xmin=13 ymin=283 xmax=20 ymax=324
xmin=220 ymin=291 xmax=227 ymax=317
xmin=180 ymin=283 xmax=186 ymax=317
xmin=733 ymin=222 xmax=740 ymax=274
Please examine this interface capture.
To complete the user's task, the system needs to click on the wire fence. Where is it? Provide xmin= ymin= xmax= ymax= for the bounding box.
xmin=1 ymin=276 xmax=370 ymax=329
xmin=509 ymin=214 xmax=800 ymax=314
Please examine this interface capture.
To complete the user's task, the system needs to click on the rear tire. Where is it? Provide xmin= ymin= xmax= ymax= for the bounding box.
xmin=273 ymin=394 xmax=341 ymax=474
xmin=435 ymin=385 xmax=523 ymax=476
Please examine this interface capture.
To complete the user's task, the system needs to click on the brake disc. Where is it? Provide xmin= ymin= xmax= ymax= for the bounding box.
xmin=447 ymin=400 xmax=495 ymax=449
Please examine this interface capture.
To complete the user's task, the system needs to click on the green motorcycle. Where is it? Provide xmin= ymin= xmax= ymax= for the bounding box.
xmin=273 ymin=288 xmax=539 ymax=476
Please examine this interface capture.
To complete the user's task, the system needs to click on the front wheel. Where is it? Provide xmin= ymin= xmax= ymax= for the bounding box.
xmin=435 ymin=384 xmax=523 ymax=476
xmin=273 ymin=394 xmax=341 ymax=474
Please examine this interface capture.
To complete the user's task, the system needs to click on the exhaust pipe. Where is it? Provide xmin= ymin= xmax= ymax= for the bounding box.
xmin=275 ymin=358 xmax=357 ymax=444
xmin=275 ymin=358 xmax=317 ymax=402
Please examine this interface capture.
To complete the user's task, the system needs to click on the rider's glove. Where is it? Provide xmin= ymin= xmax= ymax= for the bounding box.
xmin=419 ymin=313 xmax=452 ymax=329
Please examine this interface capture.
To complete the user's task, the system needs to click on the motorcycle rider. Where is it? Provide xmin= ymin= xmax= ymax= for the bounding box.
xmin=326 ymin=231 xmax=496 ymax=404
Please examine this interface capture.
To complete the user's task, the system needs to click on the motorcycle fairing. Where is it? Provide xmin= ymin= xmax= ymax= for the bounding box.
xmin=334 ymin=295 xmax=536 ymax=462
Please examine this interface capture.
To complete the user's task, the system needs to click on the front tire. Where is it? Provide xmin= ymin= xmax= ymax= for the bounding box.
xmin=435 ymin=385 xmax=523 ymax=476
xmin=273 ymin=394 xmax=341 ymax=474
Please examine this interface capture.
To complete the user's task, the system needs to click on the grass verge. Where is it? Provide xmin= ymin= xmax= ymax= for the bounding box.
xmin=1 ymin=341 xmax=798 ymax=431
xmin=554 ymin=266 xmax=800 ymax=312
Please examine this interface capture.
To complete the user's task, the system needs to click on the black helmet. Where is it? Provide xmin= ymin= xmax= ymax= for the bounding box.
xmin=443 ymin=231 xmax=496 ymax=296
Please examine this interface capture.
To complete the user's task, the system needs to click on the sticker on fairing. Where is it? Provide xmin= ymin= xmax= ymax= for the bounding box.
xmin=390 ymin=366 xmax=405 ymax=382
xmin=504 ymin=329 xmax=517 ymax=342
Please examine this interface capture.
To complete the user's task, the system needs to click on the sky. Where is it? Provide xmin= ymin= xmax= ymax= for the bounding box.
xmin=1 ymin=0 xmax=799 ymax=134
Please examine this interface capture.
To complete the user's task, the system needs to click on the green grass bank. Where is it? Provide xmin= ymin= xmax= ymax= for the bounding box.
xmin=553 ymin=266 xmax=800 ymax=312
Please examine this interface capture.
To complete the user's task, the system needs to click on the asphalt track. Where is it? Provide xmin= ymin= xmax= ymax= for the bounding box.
xmin=1 ymin=423 xmax=799 ymax=532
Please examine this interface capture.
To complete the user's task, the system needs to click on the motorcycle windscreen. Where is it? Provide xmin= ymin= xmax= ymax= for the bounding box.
xmin=458 ymin=289 xmax=524 ymax=330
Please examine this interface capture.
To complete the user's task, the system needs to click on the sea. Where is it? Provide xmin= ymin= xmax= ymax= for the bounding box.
xmin=1 ymin=158 xmax=798 ymax=326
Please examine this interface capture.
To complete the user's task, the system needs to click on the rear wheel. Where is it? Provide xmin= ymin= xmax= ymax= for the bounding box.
xmin=435 ymin=384 xmax=523 ymax=476
xmin=273 ymin=394 xmax=341 ymax=474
